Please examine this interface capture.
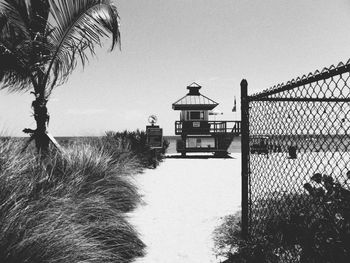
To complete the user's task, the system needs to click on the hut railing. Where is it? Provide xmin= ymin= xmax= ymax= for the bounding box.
xmin=175 ymin=120 xmax=241 ymax=135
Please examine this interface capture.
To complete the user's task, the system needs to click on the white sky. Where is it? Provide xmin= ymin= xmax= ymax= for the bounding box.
xmin=1 ymin=0 xmax=350 ymax=136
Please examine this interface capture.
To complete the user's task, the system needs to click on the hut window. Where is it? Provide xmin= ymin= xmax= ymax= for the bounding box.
xmin=189 ymin=111 xmax=204 ymax=120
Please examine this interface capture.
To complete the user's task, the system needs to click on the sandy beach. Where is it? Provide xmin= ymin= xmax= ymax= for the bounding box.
xmin=130 ymin=153 xmax=241 ymax=263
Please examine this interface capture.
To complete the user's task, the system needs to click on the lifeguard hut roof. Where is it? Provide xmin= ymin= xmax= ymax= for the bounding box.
xmin=172 ymin=82 xmax=219 ymax=110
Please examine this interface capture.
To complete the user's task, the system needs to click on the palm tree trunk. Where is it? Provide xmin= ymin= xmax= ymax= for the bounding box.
xmin=32 ymin=97 xmax=50 ymax=155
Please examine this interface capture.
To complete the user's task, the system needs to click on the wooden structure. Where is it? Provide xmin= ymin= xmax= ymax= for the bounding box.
xmin=172 ymin=82 xmax=241 ymax=156
xmin=146 ymin=125 xmax=163 ymax=149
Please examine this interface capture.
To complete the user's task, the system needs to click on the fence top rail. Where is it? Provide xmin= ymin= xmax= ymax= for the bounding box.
xmin=249 ymin=59 xmax=350 ymax=100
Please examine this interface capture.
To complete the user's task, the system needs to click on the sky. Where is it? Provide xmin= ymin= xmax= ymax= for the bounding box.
xmin=1 ymin=0 xmax=350 ymax=136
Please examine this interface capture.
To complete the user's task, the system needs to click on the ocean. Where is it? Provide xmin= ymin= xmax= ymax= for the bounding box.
xmin=5 ymin=135 xmax=349 ymax=155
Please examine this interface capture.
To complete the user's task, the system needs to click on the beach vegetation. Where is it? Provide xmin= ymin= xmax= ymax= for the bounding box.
xmin=102 ymin=130 xmax=169 ymax=168
xmin=0 ymin=0 xmax=121 ymax=154
xmin=0 ymin=136 xmax=145 ymax=263
xmin=58 ymin=130 xmax=169 ymax=169
xmin=214 ymin=173 xmax=350 ymax=262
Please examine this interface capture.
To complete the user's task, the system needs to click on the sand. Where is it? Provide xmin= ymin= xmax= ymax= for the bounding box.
xmin=129 ymin=153 xmax=241 ymax=263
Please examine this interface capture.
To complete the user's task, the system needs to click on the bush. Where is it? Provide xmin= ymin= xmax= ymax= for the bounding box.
xmin=102 ymin=130 xmax=169 ymax=168
xmin=294 ymin=173 xmax=350 ymax=262
xmin=213 ymin=210 xmax=302 ymax=263
xmin=0 ymin=138 xmax=145 ymax=263
xmin=213 ymin=173 xmax=350 ymax=263
xmin=213 ymin=212 xmax=248 ymax=262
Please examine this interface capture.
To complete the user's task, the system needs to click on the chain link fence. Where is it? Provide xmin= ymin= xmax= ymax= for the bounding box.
xmin=241 ymin=61 xmax=350 ymax=262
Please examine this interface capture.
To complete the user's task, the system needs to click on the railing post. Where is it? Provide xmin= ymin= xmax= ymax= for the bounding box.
xmin=241 ymin=79 xmax=249 ymax=239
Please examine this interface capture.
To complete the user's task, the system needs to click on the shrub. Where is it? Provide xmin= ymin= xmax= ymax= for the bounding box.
xmin=0 ymin=138 xmax=145 ymax=263
xmin=102 ymin=130 xmax=169 ymax=168
xmin=294 ymin=173 xmax=350 ymax=262
xmin=213 ymin=209 xmax=302 ymax=263
xmin=213 ymin=212 xmax=250 ymax=262
xmin=213 ymin=173 xmax=350 ymax=263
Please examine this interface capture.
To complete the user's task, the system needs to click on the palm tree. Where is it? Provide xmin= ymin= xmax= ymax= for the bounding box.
xmin=0 ymin=0 xmax=120 ymax=154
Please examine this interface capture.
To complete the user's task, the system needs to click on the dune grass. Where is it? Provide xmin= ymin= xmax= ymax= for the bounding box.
xmin=0 ymin=137 xmax=145 ymax=263
xmin=57 ymin=130 xmax=169 ymax=169
xmin=102 ymin=130 xmax=169 ymax=168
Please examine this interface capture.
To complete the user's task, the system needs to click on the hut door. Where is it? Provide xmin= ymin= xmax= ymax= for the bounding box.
xmin=196 ymin=138 xmax=202 ymax=148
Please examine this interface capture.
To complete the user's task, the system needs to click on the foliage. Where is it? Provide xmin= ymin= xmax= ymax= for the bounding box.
xmin=0 ymin=0 xmax=121 ymax=152
xmin=213 ymin=210 xmax=301 ymax=263
xmin=213 ymin=212 xmax=251 ymax=262
xmin=0 ymin=137 xmax=145 ymax=263
xmin=295 ymin=173 xmax=350 ymax=262
xmin=213 ymin=173 xmax=350 ymax=263
xmin=0 ymin=0 xmax=120 ymax=93
xmin=102 ymin=130 xmax=169 ymax=168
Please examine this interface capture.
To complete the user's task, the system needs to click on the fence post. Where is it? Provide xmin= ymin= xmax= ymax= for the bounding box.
xmin=241 ymin=79 xmax=249 ymax=239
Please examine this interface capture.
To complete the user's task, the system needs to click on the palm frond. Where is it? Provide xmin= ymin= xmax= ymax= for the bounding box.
xmin=0 ymin=0 xmax=31 ymax=39
xmin=0 ymin=0 xmax=121 ymax=95
xmin=27 ymin=0 xmax=50 ymax=35
xmin=0 ymin=1 xmax=54 ymax=93
xmin=0 ymin=10 xmax=33 ymax=92
xmin=0 ymin=51 xmax=32 ymax=92
xmin=45 ymin=0 xmax=121 ymax=89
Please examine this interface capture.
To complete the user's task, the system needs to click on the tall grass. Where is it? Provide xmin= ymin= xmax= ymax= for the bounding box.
xmin=0 ymin=137 xmax=145 ymax=263
xmin=57 ymin=130 xmax=169 ymax=169
xmin=102 ymin=130 xmax=169 ymax=168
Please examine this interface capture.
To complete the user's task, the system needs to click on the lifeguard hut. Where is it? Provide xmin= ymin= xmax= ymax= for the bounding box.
xmin=172 ymin=82 xmax=241 ymax=156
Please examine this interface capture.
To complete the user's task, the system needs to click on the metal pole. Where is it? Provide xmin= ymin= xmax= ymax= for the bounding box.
xmin=240 ymin=79 xmax=249 ymax=239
